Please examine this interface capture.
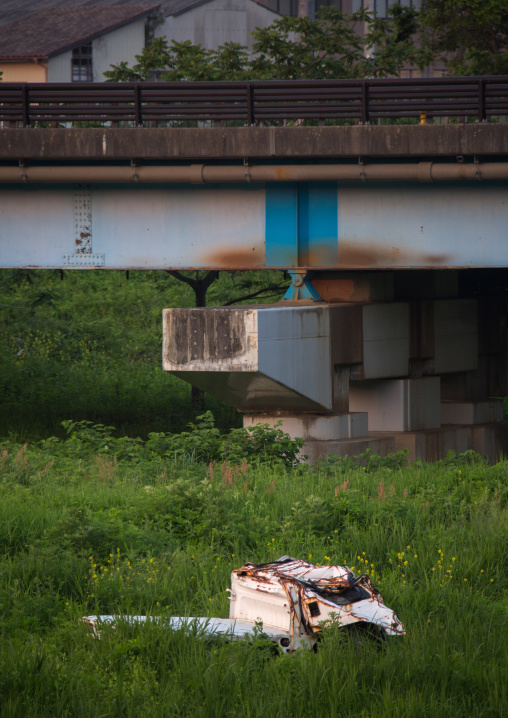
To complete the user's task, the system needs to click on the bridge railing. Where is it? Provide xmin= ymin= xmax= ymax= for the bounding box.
xmin=1 ymin=77 xmax=507 ymax=127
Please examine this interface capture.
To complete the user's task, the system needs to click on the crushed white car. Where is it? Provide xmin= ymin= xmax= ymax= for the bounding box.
xmin=82 ymin=556 xmax=405 ymax=651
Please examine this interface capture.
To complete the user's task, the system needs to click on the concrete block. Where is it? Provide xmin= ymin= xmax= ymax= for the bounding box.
xmin=411 ymin=298 xmax=478 ymax=375
xmin=242 ymin=413 xmax=368 ymax=441
xmin=478 ymin=295 xmax=508 ymax=355
xmin=332 ymin=366 xmax=350 ymax=413
xmin=329 ymin=304 xmax=363 ymax=365
xmin=302 ymin=436 xmax=397 ymax=465
xmin=390 ymin=422 xmax=508 ymax=463
xmin=441 ymin=399 xmax=504 ymax=425
xmin=441 ymin=370 xmax=481 ymax=403
xmin=390 ymin=426 xmax=470 ymax=462
xmin=360 ymin=303 xmax=410 ymax=379
xmin=440 ymin=354 xmax=491 ymax=402
xmin=433 ymin=299 xmax=478 ymax=373
xmin=394 ymin=270 xmax=459 ymax=300
xmin=470 ymin=422 xmax=508 ymax=462
xmin=349 ymin=377 xmax=441 ymax=432
xmin=163 ymin=304 xmax=335 ymax=412
xmin=409 ymin=300 xmax=434 ymax=362
xmin=302 ymin=421 xmax=508 ymax=464
xmin=258 ymin=307 xmax=332 ymax=410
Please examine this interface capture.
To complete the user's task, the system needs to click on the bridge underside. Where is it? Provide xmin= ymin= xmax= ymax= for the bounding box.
xmin=2 ymin=125 xmax=508 ymax=462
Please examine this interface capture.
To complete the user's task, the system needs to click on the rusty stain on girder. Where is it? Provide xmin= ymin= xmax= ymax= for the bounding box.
xmin=337 ymin=240 xmax=451 ymax=268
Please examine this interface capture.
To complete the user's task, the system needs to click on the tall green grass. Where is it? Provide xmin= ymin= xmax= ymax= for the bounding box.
xmin=0 ymin=430 xmax=506 ymax=716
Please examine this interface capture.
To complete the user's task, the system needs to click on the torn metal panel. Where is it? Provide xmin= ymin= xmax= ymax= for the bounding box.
xmin=81 ymin=557 xmax=405 ymax=652
xmin=80 ymin=616 xmax=291 ymax=645
xmin=230 ymin=557 xmax=405 ymax=649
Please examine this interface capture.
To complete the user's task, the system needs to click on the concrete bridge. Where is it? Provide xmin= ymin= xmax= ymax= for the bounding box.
xmin=2 ymin=119 xmax=508 ymax=462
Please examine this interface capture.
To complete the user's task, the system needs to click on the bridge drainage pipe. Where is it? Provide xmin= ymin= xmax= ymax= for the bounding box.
xmin=1 ymin=162 xmax=508 ymax=183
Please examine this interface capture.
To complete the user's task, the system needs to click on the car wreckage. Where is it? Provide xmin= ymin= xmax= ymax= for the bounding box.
xmin=82 ymin=556 xmax=405 ymax=652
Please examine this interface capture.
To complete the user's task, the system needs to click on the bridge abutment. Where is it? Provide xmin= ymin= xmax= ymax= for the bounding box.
xmin=163 ymin=270 xmax=508 ymax=463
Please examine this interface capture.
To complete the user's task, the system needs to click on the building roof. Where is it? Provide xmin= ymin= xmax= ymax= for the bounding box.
xmin=0 ymin=0 xmax=278 ymax=29
xmin=0 ymin=5 xmax=160 ymax=61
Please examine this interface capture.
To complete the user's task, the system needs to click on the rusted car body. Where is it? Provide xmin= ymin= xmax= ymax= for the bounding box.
xmin=82 ymin=556 xmax=405 ymax=651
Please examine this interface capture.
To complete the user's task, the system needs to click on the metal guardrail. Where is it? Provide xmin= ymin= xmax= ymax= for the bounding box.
xmin=1 ymin=77 xmax=507 ymax=126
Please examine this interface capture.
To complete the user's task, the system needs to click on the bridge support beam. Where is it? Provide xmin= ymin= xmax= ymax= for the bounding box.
xmin=163 ymin=270 xmax=508 ymax=463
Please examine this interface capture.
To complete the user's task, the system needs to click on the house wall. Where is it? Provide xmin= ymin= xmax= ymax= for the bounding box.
xmin=0 ymin=62 xmax=47 ymax=82
xmin=157 ymin=0 xmax=280 ymax=51
xmin=47 ymin=19 xmax=146 ymax=83
xmin=92 ymin=19 xmax=146 ymax=81
xmin=48 ymin=51 xmax=72 ymax=82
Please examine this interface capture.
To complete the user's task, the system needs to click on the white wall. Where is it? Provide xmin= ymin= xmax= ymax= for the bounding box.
xmin=157 ymin=0 xmax=281 ymax=51
xmin=93 ymin=19 xmax=146 ymax=80
xmin=48 ymin=50 xmax=72 ymax=82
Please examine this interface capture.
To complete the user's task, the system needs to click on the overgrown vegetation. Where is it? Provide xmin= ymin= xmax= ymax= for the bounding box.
xmin=418 ymin=0 xmax=508 ymax=76
xmin=0 ymin=268 xmax=285 ymax=439
xmin=0 ymin=424 xmax=506 ymax=716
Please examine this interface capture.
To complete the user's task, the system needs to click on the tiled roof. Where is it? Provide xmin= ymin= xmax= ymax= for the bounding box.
xmin=0 ymin=5 xmax=160 ymax=60
xmin=0 ymin=0 xmax=277 ymax=29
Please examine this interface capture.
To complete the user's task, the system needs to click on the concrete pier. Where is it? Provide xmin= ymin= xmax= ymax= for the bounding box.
xmin=163 ymin=270 xmax=508 ymax=463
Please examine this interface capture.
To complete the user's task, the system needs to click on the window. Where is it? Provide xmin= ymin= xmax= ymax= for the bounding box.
xmin=264 ymin=0 xmax=341 ymax=16
xmin=352 ymin=0 xmax=421 ymax=17
xmin=315 ymin=0 xmax=342 ymax=12
xmin=72 ymin=43 xmax=92 ymax=82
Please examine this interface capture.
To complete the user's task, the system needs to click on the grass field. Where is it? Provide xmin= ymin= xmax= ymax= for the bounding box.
xmin=0 ymin=422 xmax=506 ymax=717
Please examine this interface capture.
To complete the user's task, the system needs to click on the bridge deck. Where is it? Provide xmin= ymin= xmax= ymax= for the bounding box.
xmin=1 ymin=124 xmax=508 ymax=161
xmin=1 ymin=123 xmax=508 ymax=272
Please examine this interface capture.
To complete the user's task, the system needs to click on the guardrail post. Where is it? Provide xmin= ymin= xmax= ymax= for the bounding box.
xmin=478 ymin=78 xmax=486 ymax=122
xmin=361 ymin=81 xmax=370 ymax=124
xmin=134 ymin=84 xmax=143 ymax=127
xmin=22 ymin=85 xmax=30 ymax=127
xmin=246 ymin=83 xmax=254 ymax=126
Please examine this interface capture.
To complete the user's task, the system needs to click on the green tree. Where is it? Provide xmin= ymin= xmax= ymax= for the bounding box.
xmin=418 ymin=0 xmax=508 ymax=75
xmin=103 ymin=38 xmax=251 ymax=82
xmin=250 ymin=6 xmax=418 ymax=80
xmin=104 ymin=7 xmax=419 ymax=83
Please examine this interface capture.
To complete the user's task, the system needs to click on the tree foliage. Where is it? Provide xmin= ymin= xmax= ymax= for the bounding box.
xmin=418 ymin=0 xmax=508 ymax=76
xmin=251 ymin=6 xmax=419 ymax=80
xmin=104 ymin=7 xmax=419 ymax=83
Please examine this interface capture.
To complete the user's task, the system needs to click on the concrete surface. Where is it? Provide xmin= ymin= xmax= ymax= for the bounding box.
xmin=2 ymin=124 xmax=508 ymax=161
xmin=441 ymin=399 xmax=504 ymax=425
xmin=242 ymin=413 xmax=369 ymax=441
xmin=349 ymin=377 xmax=441 ymax=432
